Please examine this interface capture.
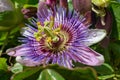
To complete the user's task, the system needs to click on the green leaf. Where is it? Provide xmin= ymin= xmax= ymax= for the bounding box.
xmin=0 ymin=70 xmax=12 ymax=80
xmin=109 ymin=41 xmax=120 ymax=66
xmin=0 ymin=32 xmax=8 ymax=45
xmin=93 ymin=63 xmax=114 ymax=75
xmin=43 ymin=65 xmax=97 ymax=80
xmin=110 ymin=2 xmax=120 ymax=40
xmin=0 ymin=8 xmax=24 ymax=31
xmin=15 ymin=0 xmax=38 ymax=5
xmin=0 ymin=11 xmax=16 ymax=26
xmin=12 ymin=66 xmax=42 ymax=80
xmin=98 ymin=74 xmax=115 ymax=80
xmin=0 ymin=58 xmax=8 ymax=71
xmin=118 ymin=0 xmax=120 ymax=2
xmin=37 ymin=69 xmax=65 ymax=80
xmin=12 ymin=64 xmax=97 ymax=80
xmin=11 ymin=63 xmax=23 ymax=74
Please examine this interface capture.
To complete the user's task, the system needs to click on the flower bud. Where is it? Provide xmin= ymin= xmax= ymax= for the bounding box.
xmin=92 ymin=0 xmax=110 ymax=7
xmin=72 ymin=0 xmax=91 ymax=14
xmin=46 ymin=0 xmax=57 ymax=5
xmin=60 ymin=0 xmax=68 ymax=9
xmin=95 ymin=10 xmax=112 ymax=48
xmin=21 ymin=7 xmax=37 ymax=19
xmin=46 ymin=0 xmax=57 ymax=7
xmin=96 ymin=10 xmax=112 ymax=35
xmin=72 ymin=0 xmax=91 ymax=26
xmin=83 ymin=11 xmax=92 ymax=26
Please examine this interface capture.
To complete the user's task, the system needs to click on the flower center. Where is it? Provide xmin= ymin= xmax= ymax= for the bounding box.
xmin=44 ymin=30 xmax=69 ymax=52
xmin=34 ymin=17 xmax=69 ymax=52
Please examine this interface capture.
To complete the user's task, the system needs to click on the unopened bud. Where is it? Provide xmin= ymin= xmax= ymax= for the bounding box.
xmin=92 ymin=0 xmax=110 ymax=7
xmin=21 ymin=7 xmax=37 ymax=19
xmin=46 ymin=0 xmax=57 ymax=7
xmin=60 ymin=0 xmax=68 ymax=9
xmin=72 ymin=0 xmax=91 ymax=14
xmin=96 ymin=10 xmax=112 ymax=34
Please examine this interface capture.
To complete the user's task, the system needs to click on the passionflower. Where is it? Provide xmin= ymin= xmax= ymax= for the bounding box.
xmin=7 ymin=2 xmax=106 ymax=68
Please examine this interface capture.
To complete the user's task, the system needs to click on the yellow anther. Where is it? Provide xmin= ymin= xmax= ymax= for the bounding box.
xmin=46 ymin=37 xmax=52 ymax=43
xmin=37 ymin=22 xmax=41 ymax=26
xmin=37 ymin=22 xmax=43 ymax=31
xmin=36 ymin=37 xmax=41 ymax=41
xmin=34 ymin=32 xmax=38 ymax=37
xmin=53 ymin=27 xmax=61 ymax=32
xmin=53 ymin=31 xmax=59 ymax=35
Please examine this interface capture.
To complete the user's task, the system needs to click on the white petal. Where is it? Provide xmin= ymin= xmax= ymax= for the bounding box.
xmin=16 ymin=56 xmax=41 ymax=66
xmin=84 ymin=29 xmax=106 ymax=46
xmin=6 ymin=45 xmax=29 ymax=56
xmin=69 ymin=46 xmax=104 ymax=66
xmin=21 ymin=27 xmax=34 ymax=38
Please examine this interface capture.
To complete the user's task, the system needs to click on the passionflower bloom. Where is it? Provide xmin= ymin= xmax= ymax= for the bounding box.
xmin=7 ymin=2 xmax=106 ymax=68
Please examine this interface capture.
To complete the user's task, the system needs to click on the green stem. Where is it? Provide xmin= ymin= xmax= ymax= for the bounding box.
xmin=104 ymin=48 xmax=110 ymax=63
xmin=0 ymin=31 xmax=10 ymax=56
xmin=98 ymin=74 xmax=115 ymax=80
